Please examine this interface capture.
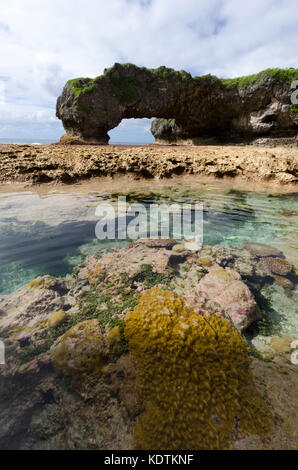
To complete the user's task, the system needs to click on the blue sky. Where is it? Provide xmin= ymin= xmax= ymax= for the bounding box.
xmin=0 ymin=0 xmax=298 ymax=143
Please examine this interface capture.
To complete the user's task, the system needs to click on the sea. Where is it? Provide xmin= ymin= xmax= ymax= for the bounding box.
xmin=0 ymin=138 xmax=151 ymax=145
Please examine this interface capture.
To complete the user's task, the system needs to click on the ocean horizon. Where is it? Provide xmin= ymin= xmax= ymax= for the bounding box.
xmin=0 ymin=137 xmax=152 ymax=146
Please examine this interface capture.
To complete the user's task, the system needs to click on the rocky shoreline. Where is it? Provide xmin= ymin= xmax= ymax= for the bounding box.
xmin=0 ymin=239 xmax=297 ymax=449
xmin=0 ymin=143 xmax=297 ymax=185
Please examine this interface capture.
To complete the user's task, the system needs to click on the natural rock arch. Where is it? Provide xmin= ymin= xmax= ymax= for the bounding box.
xmin=56 ymin=63 xmax=298 ymax=144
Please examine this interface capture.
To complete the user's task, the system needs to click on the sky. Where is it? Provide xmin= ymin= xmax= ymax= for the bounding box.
xmin=0 ymin=0 xmax=298 ymax=143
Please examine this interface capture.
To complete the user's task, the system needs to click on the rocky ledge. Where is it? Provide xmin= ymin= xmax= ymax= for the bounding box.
xmin=0 ymin=144 xmax=297 ymax=185
xmin=56 ymin=64 xmax=298 ymax=145
xmin=0 ymin=240 xmax=297 ymax=449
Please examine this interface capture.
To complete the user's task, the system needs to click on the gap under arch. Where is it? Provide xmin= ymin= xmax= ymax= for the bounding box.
xmin=108 ymin=118 xmax=155 ymax=145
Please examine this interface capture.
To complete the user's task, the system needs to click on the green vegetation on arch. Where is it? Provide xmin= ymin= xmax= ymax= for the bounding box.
xmin=290 ymin=104 xmax=298 ymax=115
xmin=220 ymin=68 xmax=298 ymax=89
xmin=67 ymin=77 xmax=96 ymax=96
xmin=66 ymin=63 xmax=191 ymax=102
xmin=66 ymin=65 xmax=298 ymax=101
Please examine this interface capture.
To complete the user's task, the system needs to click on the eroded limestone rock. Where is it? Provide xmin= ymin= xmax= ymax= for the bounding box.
xmin=56 ymin=64 xmax=298 ymax=144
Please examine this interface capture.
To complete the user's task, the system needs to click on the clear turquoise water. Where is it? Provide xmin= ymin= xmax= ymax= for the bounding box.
xmin=0 ymin=185 xmax=297 ymax=295
xmin=0 ymin=182 xmax=297 ymax=345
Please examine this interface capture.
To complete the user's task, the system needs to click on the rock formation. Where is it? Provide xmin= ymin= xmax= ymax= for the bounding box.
xmin=1 ymin=144 xmax=297 ymax=184
xmin=56 ymin=63 xmax=298 ymax=144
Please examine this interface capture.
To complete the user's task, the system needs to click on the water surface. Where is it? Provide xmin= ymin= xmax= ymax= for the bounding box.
xmin=0 ymin=176 xmax=297 ymax=343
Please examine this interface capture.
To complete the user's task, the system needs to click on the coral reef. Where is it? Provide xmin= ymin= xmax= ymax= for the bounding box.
xmin=125 ymin=288 xmax=272 ymax=450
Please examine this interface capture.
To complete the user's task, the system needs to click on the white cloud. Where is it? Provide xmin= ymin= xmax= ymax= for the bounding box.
xmin=0 ymin=0 xmax=297 ymax=141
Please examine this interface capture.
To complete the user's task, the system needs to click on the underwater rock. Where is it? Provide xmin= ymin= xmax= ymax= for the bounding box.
xmin=142 ymin=238 xmax=177 ymax=249
xmin=233 ymin=253 xmax=270 ymax=281
xmin=197 ymin=257 xmax=213 ymax=267
xmin=172 ymin=243 xmax=186 ymax=253
xmin=259 ymin=283 xmax=298 ymax=338
xmin=52 ymin=319 xmax=111 ymax=389
xmin=103 ymin=353 xmax=138 ymax=420
xmin=125 ymin=288 xmax=272 ymax=450
xmin=270 ymin=335 xmax=294 ymax=353
xmin=0 ymin=352 xmax=135 ymax=450
xmin=48 ymin=311 xmax=66 ymax=328
xmin=260 ymin=257 xmax=293 ymax=276
xmin=106 ymin=325 xmax=121 ymax=346
xmin=242 ymin=242 xmax=284 ymax=258
xmin=281 ymin=210 xmax=298 ymax=216
xmin=87 ymin=263 xmax=105 ymax=286
xmin=196 ymin=266 xmax=261 ymax=331
xmin=272 ymin=274 xmax=294 ymax=290
xmin=211 ymin=245 xmax=235 ymax=267
xmin=0 ymin=277 xmax=65 ymax=336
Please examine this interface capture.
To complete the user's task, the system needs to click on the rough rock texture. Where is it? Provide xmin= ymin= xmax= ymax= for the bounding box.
xmin=56 ymin=64 xmax=298 ymax=144
xmin=151 ymin=118 xmax=192 ymax=144
xmin=243 ymin=242 xmax=284 ymax=258
xmin=52 ymin=319 xmax=112 ymax=388
xmin=0 ymin=144 xmax=297 ymax=185
xmin=260 ymin=257 xmax=293 ymax=276
xmin=195 ymin=266 xmax=261 ymax=331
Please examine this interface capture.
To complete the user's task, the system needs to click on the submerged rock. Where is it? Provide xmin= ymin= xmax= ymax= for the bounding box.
xmin=196 ymin=266 xmax=260 ymax=331
xmin=281 ymin=210 xmax=298 ymax=216
xmin=243 ymin=242 xmax=284 ymax=258
xmin=260 ymin=257 xmax=292 ymax=276
xmin=142 ymin=238 xmax=177 ymax=249
xmin=52 ymin=319 xmax=111 ymax=390
xmin=0 ymin=276 xmax=66 ymax=337
xmin=48 ymin=311 xmax=66 ymax=328
xmin=270 ymin=336 xmax=294 ymax=353
xmin=272 ymin=274 xmax=294 ymax=290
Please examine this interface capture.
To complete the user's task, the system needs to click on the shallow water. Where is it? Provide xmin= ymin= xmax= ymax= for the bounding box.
xmin=0 ymin=177 xmax=297 ymax=342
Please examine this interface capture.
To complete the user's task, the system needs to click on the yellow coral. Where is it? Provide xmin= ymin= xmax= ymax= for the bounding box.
xmin=197 ymin=257 xmax=212 ymax=267
xmin=27 ymin=276 xmax=54 ymax=289
xmin=125 ymin=287 xmax=272 ymax=450
xmin=172 ymin=244 xmax=186 ymax=253
xmin=87 ymin=263 xmax=104 ymax=286
xmin=107 ymin=326 xmax=121 ymax=346
xmin=212 ymin=267 xmax=238 ymax=281
xmin=48 ymin=310 xmax=66 ymax=328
